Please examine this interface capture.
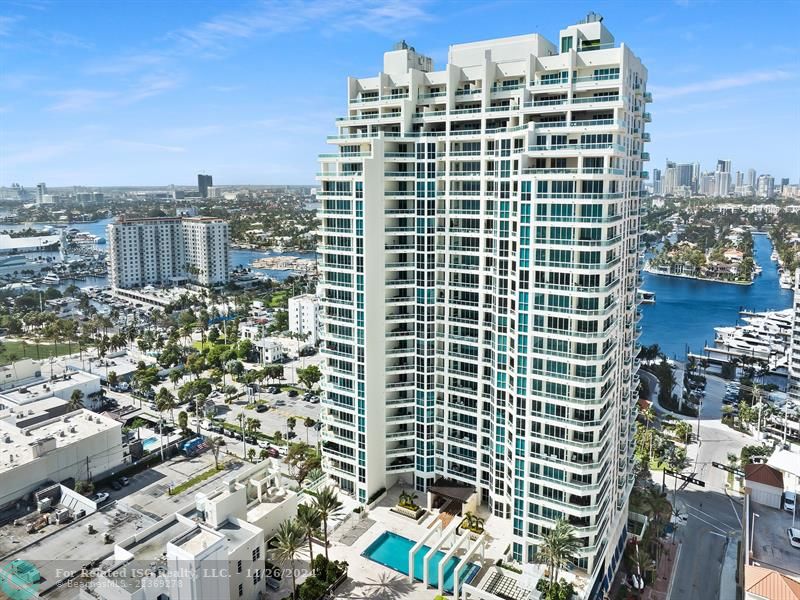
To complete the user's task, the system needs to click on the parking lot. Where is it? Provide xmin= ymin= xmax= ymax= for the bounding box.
xmin=751 ymin=501 xmax=800 ymax=577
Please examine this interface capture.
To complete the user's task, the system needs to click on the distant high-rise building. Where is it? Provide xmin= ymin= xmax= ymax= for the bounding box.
xmin=676 ymin=163 xmax=693 ymax=189
xmin=664 ymin=160 xmax=677 ymax=195
xmin=36 ymin=182 xmax=47 ymax=204
xmin=757 ymin=174 xmax=775 ymax=198
xmin=107 ymin=216 xmax=229 ymax=288
xmin=715 ymin=160 xmax=731 ymax=197
xmin=700 ymin=173 xmax=716 ymax=196
xmin=198 ymin=173 xmax=213 ymax=198
xmin=652 ymin=168 xmax=662 ymax=195
xmin=747 ymin=168 xmax=757 ymax=190
xmin=319 ymin=15 xmax=647 ymax=596
xmin=735 ymin=171 xmax=743 ymax=187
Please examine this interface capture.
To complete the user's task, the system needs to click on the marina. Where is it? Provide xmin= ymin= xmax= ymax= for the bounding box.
xmin=639 ymin=233 xmax=793 ymax=359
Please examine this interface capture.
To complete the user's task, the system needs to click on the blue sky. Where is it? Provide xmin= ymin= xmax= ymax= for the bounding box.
xmin=1 ymin=0 xmax=798 ymax=187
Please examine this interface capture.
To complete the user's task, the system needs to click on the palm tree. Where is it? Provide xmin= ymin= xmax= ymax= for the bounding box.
xmin=156 ymin=388 xmax=177 ymax=424
xmin=68 ymin=389 xmax=84 ymax=411
xmin=538 ymin=518 xmax=579 ymax=585
xmin=209 ymin=436 xmax=224 ymax=470
xmin=641 ymin=405 xmax=657 ymax=461
xmin=311 ymin=485 xmax=342 ymax=562
xmin=107 ymin=370 xmax=119 ymax=389
xmin=303 ymin=417 xmax=317 ymax=444
xmin=271 ymin=519 xmax=306 ymax=599
xmin=296 ymin=504 xmax=322 ymax=561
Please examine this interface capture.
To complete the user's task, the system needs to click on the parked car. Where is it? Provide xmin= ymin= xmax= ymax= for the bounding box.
xmin=267 ymin=447 xmax=280 ymax=458
xmin=287 ymin=390 xmax=298 ymax=398
xmin=92 ymin=492 xmax=110 ymax=504
xmin=309 ymin=396 xmax=320 ymax=404
xmin=256 ymin=404 xmax=268 ymax=413
xmin=110 ymin=480 xmax=122 ymax=491
xmin=119 ymin=476 xmax=130 ymax=486
xmin=268 ymin=386 xmax=279 ymax=394
xmin=287 ymin=431 xmax=297 ymax=439
xmin=258 ymin=439 xmax=271 ymax=449
xmin=788 ymin=527 xmax=800 ymax=549
xmin=785 ymin=491 xmax=796 ymax=513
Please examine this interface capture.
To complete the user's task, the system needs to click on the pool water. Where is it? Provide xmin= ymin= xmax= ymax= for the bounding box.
xmin=142 ymin=436 xmax=159 ymax=451
xmin=362 ymin=531 xmax=480 ymax=593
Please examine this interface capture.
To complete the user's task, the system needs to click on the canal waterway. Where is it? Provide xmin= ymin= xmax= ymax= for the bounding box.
xmin=639 ymin=233 xmax=793 ymax=359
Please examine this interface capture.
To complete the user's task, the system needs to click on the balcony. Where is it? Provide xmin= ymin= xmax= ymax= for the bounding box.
xmin=643 ymin=112 xmax=652 ymax=122
xmin=642 ymin=133 xmax=651 ymax=143
xmin=641 ymin=171 xmax=649 ymax=179
xmin=644 ymin=92 xmax=653 ymax=103
xmin=641 ymin=151 xmax=650 ymax=161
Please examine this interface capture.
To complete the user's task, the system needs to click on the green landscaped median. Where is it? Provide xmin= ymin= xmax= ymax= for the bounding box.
xmin=168 ymin=465 xmax=224 ymax=496
xmin=0 ymin=340 xmax=76 ymax=365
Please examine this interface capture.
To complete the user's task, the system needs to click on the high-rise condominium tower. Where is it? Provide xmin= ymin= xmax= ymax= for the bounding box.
xmin=107 ymin=216 xmax=229 ymax=288
xmin=318 ymin=15 xmax=648 ymax=595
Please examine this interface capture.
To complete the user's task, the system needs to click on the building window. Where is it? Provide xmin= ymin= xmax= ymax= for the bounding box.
xmin=252 ymin=547 xmax=260 ymax=561
xmin=238 ymin=583 xmax=243 ymax=597
xmin=561 ymin=37 xmax=572 ymax=53
xmin=252 ymin=569 xmax=261 ymax=584
xmin=237 ymin=560 xmax=242 ymax=573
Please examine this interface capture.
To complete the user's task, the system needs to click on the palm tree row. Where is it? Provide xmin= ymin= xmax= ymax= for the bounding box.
xmin=271 ymin=485 xmax=342 ymax=598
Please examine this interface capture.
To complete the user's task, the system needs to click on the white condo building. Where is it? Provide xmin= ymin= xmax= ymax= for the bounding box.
xmin=288 ymin=293 xmax=320 ymax=344
xmin=318 ymin=15 xmax=648 ymax=599
xmin=107 ymin=217 xmax=230 ymax=289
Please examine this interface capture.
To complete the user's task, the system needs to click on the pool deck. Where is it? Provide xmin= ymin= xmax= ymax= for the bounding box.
xmin=331 ymin=485 xmax=510 ymax=599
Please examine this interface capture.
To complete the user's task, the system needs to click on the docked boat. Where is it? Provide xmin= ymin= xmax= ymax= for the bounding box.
xmin=42 ymin=272 xmax=61 ymax=285
xmin=637 ymin=289 xmax=656 ymax=304
xmin=779 ymin=271 xmax=793 ymax=289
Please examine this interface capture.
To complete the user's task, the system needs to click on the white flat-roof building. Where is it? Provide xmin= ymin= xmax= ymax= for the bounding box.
xmin=0 ymin=359 xmax=42 ymax=391
xmin=107 ymin=216 xmax=230 ymax=289
xmin=80 ymin=460 xmax=299 ymax=600
xmin=0 ymin=408 xmax=125 ymax=508
xmin=318 ymin=13 xmax=647 ymax=598
xmin=0 ymin=369 xmax=102 ymax=410
xmin=288 ymin=294 xmax=320 ymax=344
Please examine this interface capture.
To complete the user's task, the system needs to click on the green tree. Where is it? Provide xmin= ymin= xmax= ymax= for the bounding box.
xmin=68 ymin=389 xmax=84 ymax=411
xmin=296 ymin=504 xmax=322 ymax=561
xmin=178 ymin=410 xmax=189 ymax=433
xmin=271 ymin=519 xmax=306 ymax=599
xmin=210 ymin=436 xmax=224 ymax=470
xmin=155 ymin=388 xmax=177 ymax=424
xmin=537 ymin=518 xmax=579 ymax=585
xmin=297 ymin=365 xmax=322 ymax=391
xmin=107 ymin=370 xmax=119 ymax=388
xmin=304 ymin=417 xmax=316 ymax=444
xmin=311 ymin=485 xmax=343 ymax=562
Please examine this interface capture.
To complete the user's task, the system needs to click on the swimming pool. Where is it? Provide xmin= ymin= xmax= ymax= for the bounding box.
xmin=142 ymin=436 xmax=159 ymax=451
xmin=362 ymin=531 xmax=480 ymax=593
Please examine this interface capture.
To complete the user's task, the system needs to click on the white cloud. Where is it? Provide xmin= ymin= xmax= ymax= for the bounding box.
xmin=0 ymin=15 xmax=23 ymax=36
xmin=651 ymin=69 xmax=796 ymax=100
xmin=47 ymin=89 xmax=116 ymax=111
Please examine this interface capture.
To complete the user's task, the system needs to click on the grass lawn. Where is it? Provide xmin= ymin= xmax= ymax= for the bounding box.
xmin=269 ymin=290 xmax=290 ymax=308
xmin=1 ymin=340 xmax=77 ymax=365
xmin=192 ymin=340 xmax=232 ymax=351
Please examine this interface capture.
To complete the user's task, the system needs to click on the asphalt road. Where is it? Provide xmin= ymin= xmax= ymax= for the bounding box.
xmin=643 ymin=369 xmax=750 ymax=599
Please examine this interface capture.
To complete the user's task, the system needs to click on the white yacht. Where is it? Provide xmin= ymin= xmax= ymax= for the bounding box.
xmin=42 ymin=272 xmax=61 ymax=285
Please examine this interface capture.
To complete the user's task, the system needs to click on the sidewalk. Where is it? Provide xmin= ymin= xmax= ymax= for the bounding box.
xmin=644 ymin=539 xmax=680 ymax=600
xmin=606 ymin=537 xmax=679 ymax=600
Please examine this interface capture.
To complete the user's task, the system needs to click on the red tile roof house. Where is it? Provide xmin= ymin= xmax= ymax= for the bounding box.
xmin=745 ymin=463 xmax=785 ymax=509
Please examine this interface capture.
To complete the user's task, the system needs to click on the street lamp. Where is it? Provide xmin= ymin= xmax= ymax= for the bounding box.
xmin=750 ymin=513 xmax=760 ymax=554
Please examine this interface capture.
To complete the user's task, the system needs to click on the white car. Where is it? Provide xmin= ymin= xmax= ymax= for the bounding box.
xmin=257 ymin=439 xmax=271 ymax=449
xmin=785 ymin=491 xmax=797 ymax=514
xmin=788 ymin=528 xmax=800 ymax=549
xmin=92 ymin=492 xmax=110 ymax=504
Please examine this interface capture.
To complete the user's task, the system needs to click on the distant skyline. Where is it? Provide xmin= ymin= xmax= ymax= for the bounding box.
xmin=1 ymin=0 xmax=799 ymax=186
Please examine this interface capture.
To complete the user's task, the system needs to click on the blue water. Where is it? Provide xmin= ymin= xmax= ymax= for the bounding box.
xmin=142 ymin=436 xmax=159 ymax=451
xmin=362 ymin=530 xmax=480 ymax=593
xmin=639 ymin=233 xmax=793 ymax=359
